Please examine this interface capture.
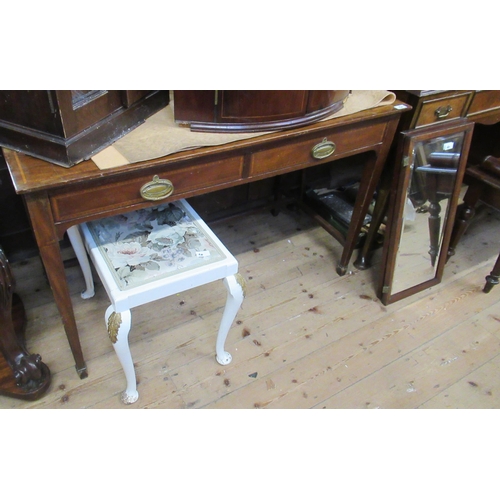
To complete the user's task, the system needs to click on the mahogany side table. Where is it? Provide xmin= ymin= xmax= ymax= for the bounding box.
xmin=2 ymin=101 xmax=410 ymax=378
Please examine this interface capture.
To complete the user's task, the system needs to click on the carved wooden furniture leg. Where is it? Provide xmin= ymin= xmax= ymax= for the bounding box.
xmin=483 ymin=253 xmax=500 ymax=293
xmin=0 ymin=246 xmax=51 ymax=400
xmin=24 ymin=192 xmax=88 ymax=378
xmin=427 ymin=199 xmax=442 ymax=267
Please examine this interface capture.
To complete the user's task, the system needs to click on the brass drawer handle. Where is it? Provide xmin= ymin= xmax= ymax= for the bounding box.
xmin=435 ymin=105 xmax=452 ymax=119
xmin=311 ymin=138 xmax=336 ymax=159
xmin=140 ymin=175 xmax=174 ymax=201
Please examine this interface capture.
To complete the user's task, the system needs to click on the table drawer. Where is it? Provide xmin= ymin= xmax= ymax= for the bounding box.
xmin=413 ymin=92 xmax=472 ymax=128
xmin=249 ymin=120 xmax=386 ymax=176
xmin=467 ymin=90 xmax=500 ymax=117
xmin=51 ymin=155 xmax=244 ymax=222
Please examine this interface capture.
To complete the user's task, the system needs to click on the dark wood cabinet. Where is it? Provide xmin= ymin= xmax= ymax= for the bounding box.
xmin=0 ymin=90 xmax=169 ymax=167
xmin=173 ymin=90 xmax=350 ymax=132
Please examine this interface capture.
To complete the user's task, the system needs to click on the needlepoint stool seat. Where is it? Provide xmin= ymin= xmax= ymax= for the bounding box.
xmin=73 ymin=199 xmax=245 ymax=404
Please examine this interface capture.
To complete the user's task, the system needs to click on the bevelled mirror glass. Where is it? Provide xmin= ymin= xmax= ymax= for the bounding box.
xmin=379 ymin=120 xmax=474 ymax=305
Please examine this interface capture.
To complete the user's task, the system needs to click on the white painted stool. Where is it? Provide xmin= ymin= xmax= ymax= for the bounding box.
xmin=71 ymin=199 xmax=245 ymax=404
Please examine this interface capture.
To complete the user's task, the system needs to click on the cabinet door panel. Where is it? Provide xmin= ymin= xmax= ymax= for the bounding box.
xmin=173 ymin=91 xmax=215 ymax=123
xmin=219 ymin=91 xmax=308 ymax=122
xmin=56 ymin=90 xmax=123 ymax=137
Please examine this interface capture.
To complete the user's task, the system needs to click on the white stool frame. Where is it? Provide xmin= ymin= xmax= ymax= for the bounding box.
xmin=70 ymin=199 xmax=245 ymax=404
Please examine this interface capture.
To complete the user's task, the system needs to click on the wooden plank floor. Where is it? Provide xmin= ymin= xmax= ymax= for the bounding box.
xmin=2 ymin=201 xmax=499 ymax=409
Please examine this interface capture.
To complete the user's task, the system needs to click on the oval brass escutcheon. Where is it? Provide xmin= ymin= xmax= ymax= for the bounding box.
xmin=140 ymin=175 xmax=174 ymax=201
xmin=311 ymin=138 xmax=336 ymax=159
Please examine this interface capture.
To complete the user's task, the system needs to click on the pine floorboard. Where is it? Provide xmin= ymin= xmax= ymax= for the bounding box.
xmin=1 ymin=201 xmax=499 ymax=410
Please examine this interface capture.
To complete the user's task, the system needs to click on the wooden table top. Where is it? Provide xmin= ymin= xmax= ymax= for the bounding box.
xmin=3 ymin=100 xmax=410 ymax=195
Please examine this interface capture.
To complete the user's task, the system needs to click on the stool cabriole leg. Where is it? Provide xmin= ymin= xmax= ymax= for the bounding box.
xmin=105 ymin=306 xmax=138 ymax=404
xmin=67 ymin=226 xmax=95 ymax=299
xmin=215 ymin=274 xmax=245 ymax=366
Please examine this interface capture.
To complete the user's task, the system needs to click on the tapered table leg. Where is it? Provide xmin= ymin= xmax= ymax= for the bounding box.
xmin=338 ymin=153 xmax=380 ymax=275
xmin=25 ymin=192 xmax=88 ymax=379
xmin=338 ymin=115 xmax=400 ymax=275
xmin=354 ymin=177 xmax=391 ymax=270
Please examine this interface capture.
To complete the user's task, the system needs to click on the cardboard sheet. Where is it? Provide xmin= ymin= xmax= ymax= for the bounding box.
xmin=92 ymin=90 xmax=396 ymax=170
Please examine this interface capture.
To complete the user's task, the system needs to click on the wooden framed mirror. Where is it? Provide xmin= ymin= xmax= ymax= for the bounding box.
xmin=379 ymin=119 xmax=474 ymax=305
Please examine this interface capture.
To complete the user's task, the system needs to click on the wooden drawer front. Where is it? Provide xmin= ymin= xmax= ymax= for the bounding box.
xmin=249 ymin=121 xmax=386 ymax=176
xmin=51 ymin=155 xmax=244 ymax=222
xmin=413 ymin=93 xmax=471 ymax=128
xmin=467 ymin=90 xmax=500 ymax=117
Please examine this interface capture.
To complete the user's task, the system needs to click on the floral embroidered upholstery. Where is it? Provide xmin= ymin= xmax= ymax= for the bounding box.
xmin=86 ymin=201 xmax=226 ymax=291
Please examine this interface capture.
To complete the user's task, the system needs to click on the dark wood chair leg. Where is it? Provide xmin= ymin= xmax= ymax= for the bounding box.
xmin=483 ymin=252 xmax=500 ymax=293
